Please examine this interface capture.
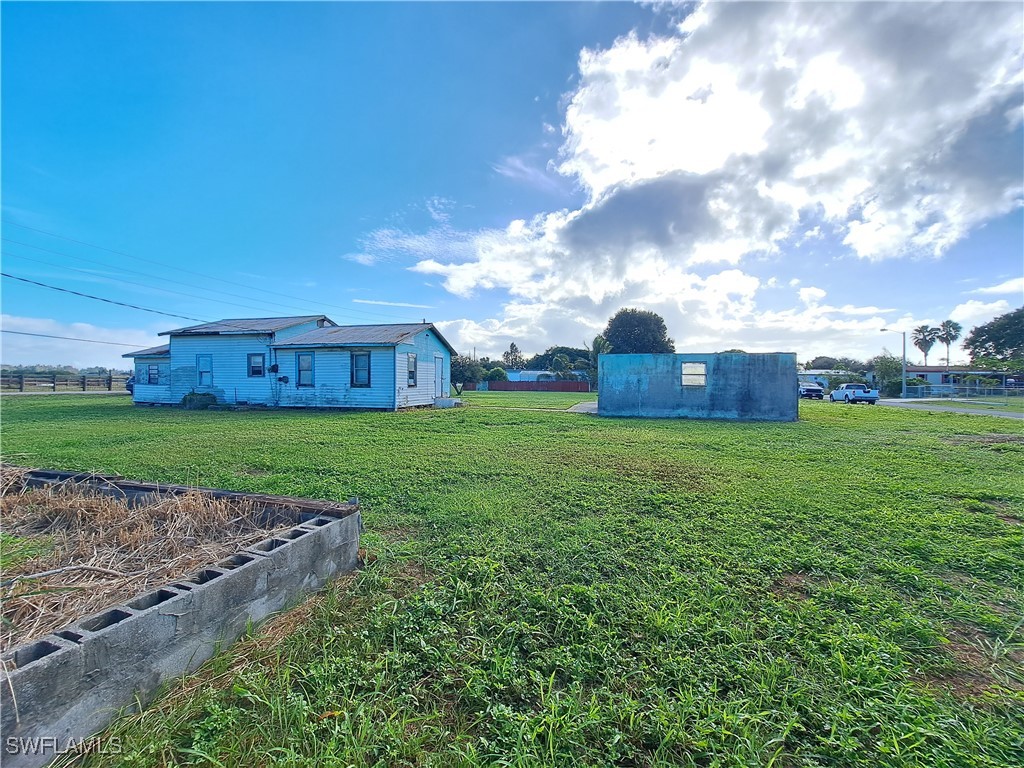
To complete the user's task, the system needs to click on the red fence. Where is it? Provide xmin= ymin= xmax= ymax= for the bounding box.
xmin=462 ymin=381 xmax=591 ymax=392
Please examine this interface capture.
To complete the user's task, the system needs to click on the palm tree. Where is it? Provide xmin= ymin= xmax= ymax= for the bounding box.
xmin=935 ymin=320 xmax=962 ymax=372
xmin=912 ymin=325 xmax=939 ymax=366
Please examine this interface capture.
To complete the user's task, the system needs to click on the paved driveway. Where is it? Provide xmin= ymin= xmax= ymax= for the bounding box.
xmin=876 ymin=399 xmax=1023 ymax=420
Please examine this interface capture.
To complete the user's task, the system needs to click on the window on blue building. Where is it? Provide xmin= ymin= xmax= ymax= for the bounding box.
xmin=197 ymin=355 xmax=213 ymax=386
xmin=248 ymin=354 xmax=265 ymax=377
xmin=681 ymin=362 xmax=707 ymax=387
xmin=296 ymin=353 xmax=314 ymax=387
xmin=351 ymin=352 xmax=370 ymax=387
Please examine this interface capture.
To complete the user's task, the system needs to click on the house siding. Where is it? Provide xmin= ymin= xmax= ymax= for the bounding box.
xmin=275 ymin=347 xmax=396 ymax=409
xmin=132 ymin=357 xmax=171 ymax=404
xmin=168 ymin=334 xmax=275 ymax=404
xmin=395 ymin=328 xmax=451 ymax=407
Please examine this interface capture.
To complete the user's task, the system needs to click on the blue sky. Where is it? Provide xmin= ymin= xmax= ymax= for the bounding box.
xmin=2 ymin=1 xmax=1022 ymax=370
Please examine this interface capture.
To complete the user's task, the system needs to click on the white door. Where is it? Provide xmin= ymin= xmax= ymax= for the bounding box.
xmin=434 ymin=356 xmax=444 ymax=397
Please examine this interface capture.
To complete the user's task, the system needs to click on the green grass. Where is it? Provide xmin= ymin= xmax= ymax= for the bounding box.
xmin=458 ymin=390 xmax=597 ymax=409
xmin=913 ymin=398 xmax=1024 ymax=414
xmin=2 ymin=395 xmax=1022 ymax=767
xmin=0 ymin=531 xmax=51 ymax=571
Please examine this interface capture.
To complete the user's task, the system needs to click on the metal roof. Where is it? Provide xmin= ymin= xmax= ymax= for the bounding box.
xmin=122 ymin=344 xmax=171 ymax=358
xmin=273 ymin=323 xmax=457 ymax=354
xmin=160 ymin=316 xmax=331 ymax=336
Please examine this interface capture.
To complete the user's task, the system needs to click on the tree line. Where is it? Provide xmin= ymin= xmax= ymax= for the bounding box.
xmin=452 ymin=308 xmax=673 ymax=384
xmin=452 ymin=305 xmax=1024 ymax=389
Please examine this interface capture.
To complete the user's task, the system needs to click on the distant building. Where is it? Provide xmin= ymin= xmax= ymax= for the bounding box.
xmin=863 ymin=365 xmax=1013 ymax=387
xmin=598 ymin=352 xmax=798 ymax=421
xmin=123 ymin=317 xmax=455 ymax=410
xmin=505 ymin=369 xmax=588 ymax=382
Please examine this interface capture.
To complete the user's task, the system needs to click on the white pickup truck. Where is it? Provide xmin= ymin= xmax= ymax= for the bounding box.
xmin=829 ymin=383 xmax=879 ymax=404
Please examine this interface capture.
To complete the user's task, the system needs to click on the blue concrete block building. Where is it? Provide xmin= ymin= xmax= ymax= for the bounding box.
xmin=124 ymin=317 xmax=455 ymax=410
xmin=598 ymin=352 xmax=798 ymax=421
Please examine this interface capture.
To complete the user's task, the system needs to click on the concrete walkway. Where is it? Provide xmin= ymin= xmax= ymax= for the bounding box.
xmin=567 ymin=401 xmax=599 ymax=414
xmin=876 ymin=399 xmax=1023 ymax=420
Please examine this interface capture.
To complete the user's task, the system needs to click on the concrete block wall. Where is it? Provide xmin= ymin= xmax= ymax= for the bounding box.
xmin=0 ymin=472 xmax=361 ymax=768
xmin=598 ymin=352 xmax=799 ymax=421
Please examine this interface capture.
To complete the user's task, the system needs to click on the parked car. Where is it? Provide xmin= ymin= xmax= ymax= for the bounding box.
xmin=125 ymin=375 xmax=135 ymax=394
xmin=829 ymin=383 xmax=878 ymax=404
xmin=799 ymin=382 xmax=824 ymax=399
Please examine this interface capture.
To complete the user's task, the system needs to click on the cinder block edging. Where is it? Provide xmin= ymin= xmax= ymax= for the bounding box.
xmin=1 ymin=470 xmax=361 ymax=768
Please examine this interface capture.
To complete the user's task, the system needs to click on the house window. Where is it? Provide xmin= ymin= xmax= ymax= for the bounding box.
xmin=197 ymin=355 xmax=213 ymax=387
xmin=681 ymin=362 xmax=707 ymax=387
xmin=407 ymin=353 xmax=417 ymax=387
xmin=351 ymin=351 xmax=370 ymax=387
xmin=296 ymin=352 xmax=314 ymax=387
xmin=147 ymin=364 xmax=160 ymax=385
xmin=248 ymin=353 xmax=266 ymax=378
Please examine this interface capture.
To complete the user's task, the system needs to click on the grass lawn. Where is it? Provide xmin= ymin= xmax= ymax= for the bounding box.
xmin=914 ymin=398 xmax=1024 ymax=414
xmin=2 ymin=395 xmax=1022 ymax=767
xmin=457 ymin=390 xmax=597 ymax=409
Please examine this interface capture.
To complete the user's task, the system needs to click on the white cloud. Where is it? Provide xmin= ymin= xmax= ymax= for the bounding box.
xmin=426 ymin=197 xmax=454 ymax=224
xmin=798 ymin=286 xmax=827 ymax=306
xmin=353 ymin=299 xmax=435 ymax=309
xmin=492 ymin=155 xmax=567 ymax=194
xmin=949 ymin=299 xmax=1012 ymax=328
xmin=1 ymin=315 xmax=161 ymax=370
xmin=969 ymin=276 xmax=1024 ymax=295
xmin=345 ymin=223 xmax=480 ymax=266
xmin=396 ymin=3 xmax=1023 ymax=358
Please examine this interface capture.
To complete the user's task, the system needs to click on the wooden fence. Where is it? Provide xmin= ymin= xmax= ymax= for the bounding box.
xmin=1 ymin=374 xmax=132 ymax=393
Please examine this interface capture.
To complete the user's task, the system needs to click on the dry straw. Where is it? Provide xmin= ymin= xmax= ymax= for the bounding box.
xmin=1 ymin=466 xmax=293 ymax=653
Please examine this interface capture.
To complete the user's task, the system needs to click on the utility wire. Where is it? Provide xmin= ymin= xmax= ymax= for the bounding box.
xmin=2 ymin=248 xmax=307 ymax=317
xmin=2 ymin=269 xmax=333 ymax=339
xmin=3 ymin=237 xmax=344 ymax=319
xmin=1 ymin=330 xmax=141 ymax=347
xmin=1 ymin=221 xmax=416 ymax=323
xmin=0 ymin=272 xmax=205 ymax=322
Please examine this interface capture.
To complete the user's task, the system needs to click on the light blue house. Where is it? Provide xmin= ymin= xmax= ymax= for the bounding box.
xmin=124 ymin=317 xmax=455 ymax=410
xmin=598 ymin=352 xmax=798 ymax=421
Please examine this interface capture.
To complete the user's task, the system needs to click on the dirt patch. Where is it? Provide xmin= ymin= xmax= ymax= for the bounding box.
xmin=1 ymin=467 xmax=295 ymax=653
xmin=770 ymin=572 xmax=826 ymax=600
xmin=376 ymin=526 xmax=418 ymax=542
xmin=943 ymin=434 xmax=1024 ymax=446
xmin=914 ymin=622 xmax=1023 ymax=699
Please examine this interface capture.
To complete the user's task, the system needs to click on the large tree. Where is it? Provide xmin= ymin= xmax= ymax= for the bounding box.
xmin=603 ymin=309 xmax=674 ymax=354
xmin=451 ymin=355 xmax=485 ymax=385
xmin=911 ymin=325 xmax=939 ymax=365
xmin=501 ymin=342 xmax=526 ymax=370
xmin=867 ymin=351 xmax=904 ymax=397
xmin=524 ymin=346 xmax=589 ymax=371
xmin=935 ymin=320 xmax=963 ymax=370
xmin=963 ymin=307 xmax=1024 ymax=363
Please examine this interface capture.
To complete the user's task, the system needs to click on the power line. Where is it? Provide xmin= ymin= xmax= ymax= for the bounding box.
xmin=1 ymin=221 xmax=417 ymax=323
xmin=0 ymin=272 xmax=205 ymax=322
xmin=0 ymin=330 xmax=142 ymax=347
xmin=2 ymin=248 xmax=306 ymax=317
xmin=3 ymin=237 xmax=339 ymax=319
